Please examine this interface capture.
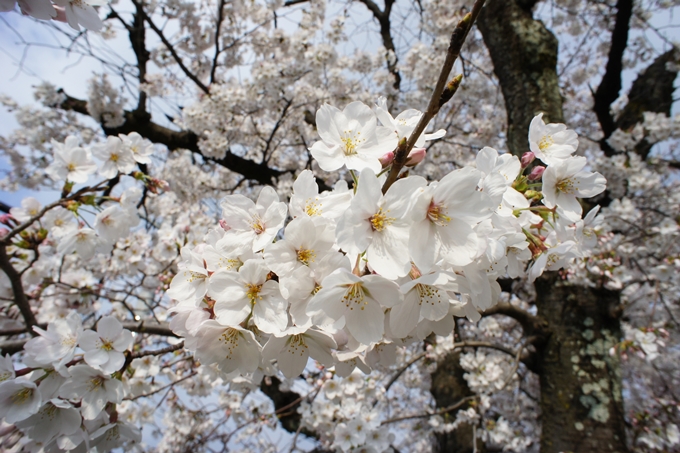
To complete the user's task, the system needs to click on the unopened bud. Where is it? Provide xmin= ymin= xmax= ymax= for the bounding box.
xmin=148 ymin=178 xmax=170 ymax=194
xmin=521 ymin=152 xmax=535 ymax=168
xmin=219 ymin=219 xmax=231 ymax=231
xmin=439 ymin=74 xmax=463 ymax=107
xmin=524 ymin=190 xmax=543 ymax=201
xmin=0 ymin=214 xmax=14 ymax=226
xmin=455 ymin=12 xmax=472 ymax=33
xmin=405 ymin=148 xmax=426 ymax=167
xmin=379 ymin=151 xmax=395 ymax=168
xmin=527 ymin=166 xmax=546 ymax=181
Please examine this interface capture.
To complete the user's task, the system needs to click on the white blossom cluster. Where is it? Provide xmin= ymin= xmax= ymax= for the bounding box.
xmin=168 ymin=101 xmax=607 ymax=393
xmin=0 ymin=0 xmax=108 ymax=31
xmin=0 ymin=129 xmax=171 ymax=450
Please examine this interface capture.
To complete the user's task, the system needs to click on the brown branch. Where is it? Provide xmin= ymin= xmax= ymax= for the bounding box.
xmin=126 ymin=371 xmax=197 ymax=401
xmin=130 ymin=341 xmax=184 ymax=359
xmin=613 ymin=49 xmax=679 ymax=159
xmin=383 ymin=351 xmax=427 ymax=395
xmin=0 ymin=181 xmax=108 ymax=245
xmin=0 ymin=321 xmax=178 ymax=355
xmin=209 ymin=0 xmax=227 ymax=85
xmin=483 ymin=302 xmax=548 ymax=339
xmin=380 ymin=395 xmax=477 ymax=425
xmin=593 ymin=0 xmax=633 ymax=147
xmin=381 ymin=0 xmax=486 ymax=193
xmin=54 ymin=92 xmax=287 ymax=186
xmin=356 ymin=0 xmax=401 ymax=93
xmin=139 ymin=7 xmax=210 ymax=95
xmin=130 ymin=1 xmax=151 ymax=113
xmin=0 ymin=246 xmax=37 ymax=330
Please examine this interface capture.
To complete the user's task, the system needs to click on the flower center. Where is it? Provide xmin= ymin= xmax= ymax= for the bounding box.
xmin=250 ymin=216 xmax=266 ymax=234
xmin=546 ymin=253 xmax=560 ymax=266
xmin=110 ymin=153 xmax=119 ymax=162
xmin=287 ymin=334 xmax=309 ymax=356
xmin=218 ymin=257 xmax=242 ymax=271
xmin=11 ymin=388 xmax=33 ymax=404
xmin=369 ymin=208 xmax=394 ymax=232
xmin=219 ymin=328 xmax=239 ymax=359
xmin=305 ymin=198 xmax=322 ymax=216
xmin=341 ymin=130 xmax=365 ymax=156
xmin=538 ymin=135 xmax=554 ymax=151
xmin=89 ymin=377 xmax=105 ymax=391
xmin=100 ymin=338 xmax=115 ymax=351
xmin=416 ymin=284 xmax=443 ymax=307
xmin=556 ymin=178 xmax=576 ymax=194
xmin=427 ymin=201 xmax=451 ymax=226
xmin=245 ymin=283 xmax=263 ymax=304
xmin=183 ymin=270 xmax=207 ymax=283
xmin=296 ymin=248 xmax=316 ymax=266
xmin=342 ymin=283 xmax=367 ymax=311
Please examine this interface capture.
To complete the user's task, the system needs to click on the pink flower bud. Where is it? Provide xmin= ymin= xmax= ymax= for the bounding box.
xmin=379 ymin=151 xmax=395 ymax=168
xmin=527 ymin=165 xmax=546 ymax=181
xmin=219 ymin=219 xmax=231 ymax=231
xmin=405 ymin=148 xmax=427 ymax=167
xmin=521 ymin=151 xmax=535 ymax=168
xmin=0 ymin=214 xmax=14 ymax=226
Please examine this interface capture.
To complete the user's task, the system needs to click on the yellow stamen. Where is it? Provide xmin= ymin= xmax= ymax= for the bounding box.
xmin=342 ymin=283 xmax=368 ymax=311
xmin=538 ymin=135 xmax=554 ymax=151
xmin=245 ymin=283 xmax=263 ymax=304
xmin=369 ymin=208 xmax=394 ymax=232
xmin=427 ymin=201 xmax=451 ymax=226
xmin=296 ymin=248 xmax=316 ymax=266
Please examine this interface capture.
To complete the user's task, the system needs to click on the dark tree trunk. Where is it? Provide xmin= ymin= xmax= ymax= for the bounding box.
xmin=534 ymin=276 xmax=628 ymax=453
xmin=430 ymin=350 xmax=482 ymax=453
xmin=475 ymin=1 xmax=630 ymax=451
xmin=477 ymin=0 xmax=564 ymax=158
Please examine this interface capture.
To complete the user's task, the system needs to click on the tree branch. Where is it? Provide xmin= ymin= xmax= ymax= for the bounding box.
xmin=54 ymin=92 xmax=287 ymax=186
xmin=0 ymin=321 xmax=178 ymax=355
xmin=210 ymin=0 xmax=227 ymax=85
xmin=593 ymin=0 xmax=633 ymax=147
xmin=483 ymin=302 xmax=548 ymax=339
xmin=382 ymin=0 xmax=486 ymax=193
xmin=356 ymin=0 xmax=401 ymax=93
xmin=139 ymin=5 xmax=210 ymax=95
xmin=613 ymin=49 xmax=679 ymax=159
xmin=380 ymin=395 xmax=477 ymax=425
xmin=0 ymin=246 xmax=37 ymax=330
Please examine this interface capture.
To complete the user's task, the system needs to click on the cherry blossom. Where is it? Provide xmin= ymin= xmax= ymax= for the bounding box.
xmin=310 ymin=102 xmax=397 ymax=173
xmin=45 ymin=136 xmax=97 ymax=184
xmin=79 ymin=316 xmax=134 ymax=373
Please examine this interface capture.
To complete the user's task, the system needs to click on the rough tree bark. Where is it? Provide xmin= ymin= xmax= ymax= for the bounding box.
xmin=534 ymin=275 xmax=628 ymax=453
xmin=477 ymin=0 xmax=563 ymax=157
xmin=430 ymin=350 xmax=482 ymax=453
xmin=476 ymin=1 xmax=630 ymax=452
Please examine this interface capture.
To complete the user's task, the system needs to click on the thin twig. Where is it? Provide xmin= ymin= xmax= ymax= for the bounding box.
xmin=0 ymin=246 xmax=37 ymax=329
xmin=126 ymin=371 xmax=197 ymax=401
xmin=139 ymin=6 xmax=210 ymax=95
xmin=381 ymin=0 xmax=486 ymax=194
xmin=130 ymin=341 xmax=185 ymax=359
xmin=380 ymin=395 xmax=477 ymax=425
